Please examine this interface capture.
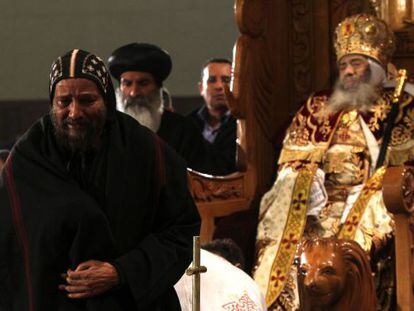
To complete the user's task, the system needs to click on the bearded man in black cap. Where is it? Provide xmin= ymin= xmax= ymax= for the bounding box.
xmin=108 ymin=42 xmax=234 ymax=175
xmin=0 ymin=49 xmax=199 ymax=310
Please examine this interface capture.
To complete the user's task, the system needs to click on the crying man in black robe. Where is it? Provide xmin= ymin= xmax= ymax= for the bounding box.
xmin=0 ymin=49 xmax=200 ymax=311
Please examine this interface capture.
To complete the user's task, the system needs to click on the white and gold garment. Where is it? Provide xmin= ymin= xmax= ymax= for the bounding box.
xmin=175 ymin=250 xmax=267 ymax=311
xmin=254 ymin=89 xmax=414 ymax=310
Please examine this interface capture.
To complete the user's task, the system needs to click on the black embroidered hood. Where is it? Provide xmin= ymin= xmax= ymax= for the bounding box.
xmin=49 ymin=49 xmax=117 ymax=119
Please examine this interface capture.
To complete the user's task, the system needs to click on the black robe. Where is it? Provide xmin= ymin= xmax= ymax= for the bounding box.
xmin=0 ymin=111 xmax=200 ymax=310
xmin=157 ymin=110 xmax=234 ymax=175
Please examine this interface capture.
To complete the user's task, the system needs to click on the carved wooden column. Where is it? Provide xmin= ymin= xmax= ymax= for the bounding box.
xmin=383 ymin=166 xmax=414 ymax=311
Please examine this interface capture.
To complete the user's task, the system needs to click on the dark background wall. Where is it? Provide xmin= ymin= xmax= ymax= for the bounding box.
xmin=0 ymin=0 xmax=237 ymax=147
xmin=0 ymin=1 xmax=237 ymax=99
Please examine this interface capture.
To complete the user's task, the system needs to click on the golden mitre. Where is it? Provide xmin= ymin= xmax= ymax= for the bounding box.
xmin=334 ymin=14 xmax=395 ymax=67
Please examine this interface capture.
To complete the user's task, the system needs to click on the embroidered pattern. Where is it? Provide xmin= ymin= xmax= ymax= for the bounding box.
xmin=368 ymin=96 xmax=390 ymax=132
xmin=265 ymin=164 xmax=317 ymax=307
xmin=319 ymin=119 xmax=332 ymax=136
xmin=49 ymin=57 xmax=63 ymax=93
xmin=390 ymin=105 xmax=414 ymax=146
xmin=338 ymin=166 xmax=386 ymax=239
xmin=310 ymin=96 xmax=332 ymax=143
xmin=310 ymin=95 xmax=328 ymax=113
xmin=82 ymin=54 xmax=109 ymax=93
xmin=222 ymin=293 xmax=261 ymax=311
xmin=287 ymin=113 xmax=310 ymax=146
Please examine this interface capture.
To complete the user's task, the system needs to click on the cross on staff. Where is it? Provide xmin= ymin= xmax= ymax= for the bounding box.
xmin=185 ymin=236 xmax=207 ymax=311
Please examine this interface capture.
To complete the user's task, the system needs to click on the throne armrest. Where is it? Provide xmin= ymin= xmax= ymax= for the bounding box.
xmin=187 ymin=168 xmax=256 ymax=243
xmin=383 ymin=165 xmax=414 ymax=311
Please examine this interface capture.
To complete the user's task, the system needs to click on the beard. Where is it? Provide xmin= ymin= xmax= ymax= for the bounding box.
xmin=325 ymin=70 xmax=380 ymax=115
xmin=51 ymin=106 xmax=107 ymax=154
xmin=116 ymin=88 xmax=163 ymax=133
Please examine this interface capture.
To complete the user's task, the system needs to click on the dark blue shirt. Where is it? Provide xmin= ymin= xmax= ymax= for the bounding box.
xmin=197 ymin=106 xmax=232 ymax=143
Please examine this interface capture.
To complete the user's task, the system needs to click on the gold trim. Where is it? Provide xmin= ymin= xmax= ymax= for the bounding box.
xmin=338 ymin=166 xmax=386 ymax=239
xmin=305 ymin=92 xmax=315 ymax=112
xmin=278 ymin=107 xmax=344 ymax=165
xmin=326 ymin=111 xmax=344 ymax=146
xmin=308 ymin=113 xmax=319 ymax=144
xmin=265 ymin=164 xmax=317 ymax=307
xmin=278 ymin=148 xmax=326 ymax=164
xmin=69 ymin=49 xmax=79 ymax=78
xmin=307 ymin=94 xmax=322 ymax=145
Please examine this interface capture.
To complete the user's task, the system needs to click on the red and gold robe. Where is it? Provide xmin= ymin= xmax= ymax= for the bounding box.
xmin=254 ymin=89 xmax=414 ymax=310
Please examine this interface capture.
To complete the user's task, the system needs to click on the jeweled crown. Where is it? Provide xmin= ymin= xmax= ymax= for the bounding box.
xmin=334 ymin=14 xmax=395 ymax=67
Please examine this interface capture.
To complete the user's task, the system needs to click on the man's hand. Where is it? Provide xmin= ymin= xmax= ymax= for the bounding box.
xmin=59 ymin=260 xmax=119 ymax=299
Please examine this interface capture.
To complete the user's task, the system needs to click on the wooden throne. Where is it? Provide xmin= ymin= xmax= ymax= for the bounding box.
xmin=188 ymin=3 xmax=414 ymax=309
xmin=187 ymin=0 xmax=378 ymax=271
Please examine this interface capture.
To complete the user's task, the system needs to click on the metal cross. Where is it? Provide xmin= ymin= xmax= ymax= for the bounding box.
xmin=185 ymin=236 xmax=207 ymax=311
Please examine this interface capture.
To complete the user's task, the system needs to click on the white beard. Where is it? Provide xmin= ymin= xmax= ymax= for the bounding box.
xmin=127 ymin=105 xmax=163 ymax=133
xmin=116 ymin=88 xmax=164 ymax=133
xmin=324 ymin=77 xmax=379 ymax=116
xmin=323 ymin=60 xmax=384 ymax=116
xmin=327 ymin=82 xmax=378 ymax=114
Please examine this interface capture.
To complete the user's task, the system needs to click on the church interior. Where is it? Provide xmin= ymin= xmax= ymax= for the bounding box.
xmin=1 ymin=0 xmax=414 ymax=310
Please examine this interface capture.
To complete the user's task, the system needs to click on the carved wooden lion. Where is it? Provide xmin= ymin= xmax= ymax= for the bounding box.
xmin=296 ymin=237 xmax=377 ymax=311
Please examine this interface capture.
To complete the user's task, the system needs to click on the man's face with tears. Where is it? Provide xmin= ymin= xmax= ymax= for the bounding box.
xmin=51 ymin=78 xmax=107 ymax=152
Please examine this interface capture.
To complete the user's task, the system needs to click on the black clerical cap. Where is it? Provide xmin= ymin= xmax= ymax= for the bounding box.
xmin=49 ymin=49 xmax=117 ymax=119
xmin=108 ymin=43 xmax=172 ymax=85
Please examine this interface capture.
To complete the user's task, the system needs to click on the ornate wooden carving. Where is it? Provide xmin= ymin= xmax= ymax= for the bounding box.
xmin=297 ymin=238 xmax=377 ymax=311
xmin=383 ymin=166 xmax=414 ymax=311
xmin=190 ymin=174 xmax=243 ymax=202
xmin=290 ymin=0 xmax=314 ymax=106
xmin=187 ymin=169 xmax=255 ymax=243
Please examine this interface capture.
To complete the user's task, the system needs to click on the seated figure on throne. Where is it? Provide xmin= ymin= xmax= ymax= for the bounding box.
xmin=254 ymin=14 xmax=414 ymax=310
